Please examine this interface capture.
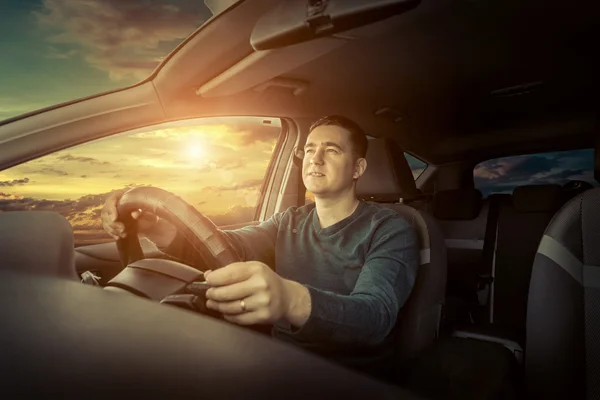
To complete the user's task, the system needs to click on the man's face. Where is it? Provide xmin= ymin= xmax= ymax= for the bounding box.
xmin=302 ymin=125 xmax=365 ymax=198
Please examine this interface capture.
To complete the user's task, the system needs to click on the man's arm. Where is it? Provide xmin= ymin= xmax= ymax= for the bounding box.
xmin=159 ymin=213 xmax=282 ymax=268
xmin=281 ymin=217 xmax=418 ymax=346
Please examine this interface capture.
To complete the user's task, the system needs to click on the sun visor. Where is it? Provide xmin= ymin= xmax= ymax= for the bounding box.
xmin=249 ymin=0 xmax=420 ymax=50
xmin=197 ymin=36 xmax=347 ymax=98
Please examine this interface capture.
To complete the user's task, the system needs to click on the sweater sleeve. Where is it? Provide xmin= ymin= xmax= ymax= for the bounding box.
xmin=280 ymin=215 xmax=418 ymax=346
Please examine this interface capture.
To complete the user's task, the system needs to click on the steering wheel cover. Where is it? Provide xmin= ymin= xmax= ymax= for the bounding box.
xmin=116 ymin=186 xmax=242 ymax=271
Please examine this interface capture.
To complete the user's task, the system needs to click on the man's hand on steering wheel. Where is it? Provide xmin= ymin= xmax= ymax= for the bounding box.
xmin=203 ymin=261 xmax=305 ymax=326
xmin=101 ymin=189 xmax=176 ymax=248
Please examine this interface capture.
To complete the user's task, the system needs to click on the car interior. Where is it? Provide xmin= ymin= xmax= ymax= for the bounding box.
xmin=0 ymin=0 xmax=599 ymax=398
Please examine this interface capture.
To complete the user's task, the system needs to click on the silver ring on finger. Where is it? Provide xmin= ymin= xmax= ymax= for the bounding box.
xmin=240 ymin=299 xmax=247 ymax=313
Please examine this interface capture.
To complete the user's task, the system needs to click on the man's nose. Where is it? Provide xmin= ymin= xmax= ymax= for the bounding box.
xmin=310 ymin=149 xmax=325 ymax=165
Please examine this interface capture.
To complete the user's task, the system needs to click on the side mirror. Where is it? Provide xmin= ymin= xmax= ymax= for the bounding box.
xmin=251 ymin=0 xmax=420 ymax=51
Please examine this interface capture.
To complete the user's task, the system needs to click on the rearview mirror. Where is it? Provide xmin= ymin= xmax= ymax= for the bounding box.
xmin=251 ymin=0 xmax=420 ymax=51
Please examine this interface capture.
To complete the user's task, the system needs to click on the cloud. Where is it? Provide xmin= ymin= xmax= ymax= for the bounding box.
xmin=40 ymin=167 xmax=68 ymax=176
xmin=0 ymin=196 xmax=75 ymax=215
xmin=215 ymin=156 xmax=246 ymax=170
xmin=57 ymin=153 xmax=110 ymax=165
xmin=236 ymin=125 xmax=282 ymax=146
xmin=0 ymin=187 xmax=124 ymax=222
xmin=0 ymin=178 xmax=30 ymax=187
xmin=45 ymin=46 xmax=78 ymax=59
xmin=0 ymin=192 xmax=22 ymax=200
xmin=474 ymin=150 xmax=597 ymax=196
xmin=202 ymin=179 xmax=264 ymax=192
xmin=71 ymin=193 xmax=112 ymax=213
xmin=207 ymin=205 xmax=255 ymax=226
xmin=34 ymin=0 xmax=211 ymax=81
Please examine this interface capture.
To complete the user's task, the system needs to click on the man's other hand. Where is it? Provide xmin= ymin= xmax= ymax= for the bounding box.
xmin=204 ymin=261 xmax=302 ymax=326
xmin=100 ymin=189 xmax=176 ymax=248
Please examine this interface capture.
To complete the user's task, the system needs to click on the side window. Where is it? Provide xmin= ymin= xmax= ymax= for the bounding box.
xmin=304 ymin=151 xmax=427 ymax=204
xmin=405 ymin=152 xmax=427 ymax=179
xmin=474 ymin=149 xmax=598 ymax=198
xmin=0 ymin=117 xmax=282 ymax=246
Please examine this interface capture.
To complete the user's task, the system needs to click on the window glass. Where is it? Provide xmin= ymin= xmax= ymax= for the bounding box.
xmin=405 ymin=152 xmax=427 ymax=179
xmin=474 ymin=149 xmax=597 ymax=198
xmin=0 ymin=117 xmax=281 ymax=246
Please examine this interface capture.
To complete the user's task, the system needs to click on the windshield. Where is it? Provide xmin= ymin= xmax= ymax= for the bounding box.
xmin=0 ymin=0 xmax=238 ymax=122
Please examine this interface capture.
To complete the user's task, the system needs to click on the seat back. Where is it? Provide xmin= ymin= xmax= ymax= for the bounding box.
xmin=386 ymin=204 xmax=447 ymax=359
xmin=356 ymin=138 xmax=447 ymax=360
xmin=0 ymin=211 xmax=78 ymax=280
xmin=433 ymin=188 xmax=488 ymax=328
xmin=526 ymin=187 xmax=600 ymax=399
xmin=492 ymin=184 xmax=564 ymax=342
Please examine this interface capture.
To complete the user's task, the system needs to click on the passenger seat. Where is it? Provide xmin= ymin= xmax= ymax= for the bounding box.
xmin=491 ymin=184 xmax=565 ymax=344
xmin=432 ymin=189 xmax=488 ymax=330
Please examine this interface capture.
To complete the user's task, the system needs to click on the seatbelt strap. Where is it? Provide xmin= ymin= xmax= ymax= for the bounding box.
xmin=479 ymin=195 xmax=502 ymax=322
xmin=481 ymin=195 xmax=501 ymax=276
xmin=489 ymin=224 xmax=499 ymax=323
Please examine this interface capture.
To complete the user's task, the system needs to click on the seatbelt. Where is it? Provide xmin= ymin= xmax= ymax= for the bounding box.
xmin=488 ymin=224 xmax=499 ymax=324
xmin=477 ymin=194 xmax=502 ymax=322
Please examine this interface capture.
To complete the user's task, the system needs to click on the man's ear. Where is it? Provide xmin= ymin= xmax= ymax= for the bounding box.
xmin=353 ymin=158 xmax=367 ymax=180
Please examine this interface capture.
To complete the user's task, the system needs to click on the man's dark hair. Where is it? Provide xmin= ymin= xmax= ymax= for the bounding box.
xmin=309 ymin=115 xmax=369 ymax=159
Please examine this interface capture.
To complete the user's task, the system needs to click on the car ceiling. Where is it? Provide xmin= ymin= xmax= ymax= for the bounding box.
xmin=156 ymin=0 xmax=599 ymax=165
xmin=289 ymin=0 xmax=598 ymax=162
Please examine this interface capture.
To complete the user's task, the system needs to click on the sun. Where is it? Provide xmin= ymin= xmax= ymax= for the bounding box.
xmin=185 ymin=142 xmax=205 ymax=160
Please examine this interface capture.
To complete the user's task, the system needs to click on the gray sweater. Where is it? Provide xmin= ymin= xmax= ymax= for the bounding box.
xmin=163 ymin=201 xmax=418 ymax=375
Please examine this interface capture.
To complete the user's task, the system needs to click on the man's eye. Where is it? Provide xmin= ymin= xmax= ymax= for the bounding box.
xmin=327 ymin=149 xmax=339 ymax=154
xmin=305 ymin=149 xmax=314 ymax=154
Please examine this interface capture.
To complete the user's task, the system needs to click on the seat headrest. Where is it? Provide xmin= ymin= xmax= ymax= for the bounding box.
xmin=433 ymin=189 xmax=483 ymax=220
xmin=356 ymin=138 xmax=420 ymax=202
xmin=512 ymin=184 xmax=562 ymax=213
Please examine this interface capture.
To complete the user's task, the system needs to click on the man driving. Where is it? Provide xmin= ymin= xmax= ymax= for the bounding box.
xmin=101 ymin=115 xmax=418 ymax=379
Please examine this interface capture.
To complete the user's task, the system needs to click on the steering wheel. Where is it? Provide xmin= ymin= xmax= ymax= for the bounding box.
xmin=103 ymin=186 xmax=242 ymax=313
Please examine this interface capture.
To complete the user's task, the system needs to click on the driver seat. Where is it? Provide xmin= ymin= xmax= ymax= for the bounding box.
xmin=356 ymin=138 xmax=447 ymax=362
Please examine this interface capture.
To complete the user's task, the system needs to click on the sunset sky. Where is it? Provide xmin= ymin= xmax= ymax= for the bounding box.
xmin=0 ymin=117 xmax=281 ymax=245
